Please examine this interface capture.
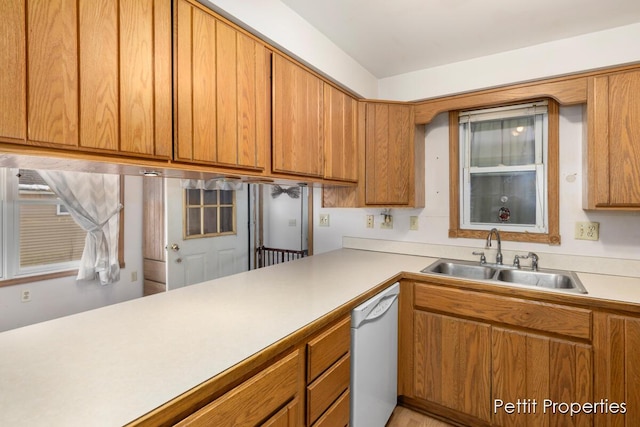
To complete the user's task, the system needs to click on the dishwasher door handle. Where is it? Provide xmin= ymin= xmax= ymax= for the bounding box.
xmin=351 ymin=282 xmax=399 ymax=328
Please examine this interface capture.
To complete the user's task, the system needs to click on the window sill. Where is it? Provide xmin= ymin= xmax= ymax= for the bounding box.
xmin=0 ymin=270 xmax=78 ymax=288
xmin=0 ymin=262 xmax=126 ymax=288
xmin=449 ymin=228 xmax=561 ymax=245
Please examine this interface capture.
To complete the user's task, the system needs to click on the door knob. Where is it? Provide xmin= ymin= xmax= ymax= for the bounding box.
xmin=167 ymin=243 xmax=180 ymax=252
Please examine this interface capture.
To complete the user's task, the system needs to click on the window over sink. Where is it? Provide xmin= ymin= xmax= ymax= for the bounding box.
xmin=449 ymin=99 xmax=560 ymax=244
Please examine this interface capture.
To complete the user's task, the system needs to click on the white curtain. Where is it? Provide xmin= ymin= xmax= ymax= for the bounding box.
xmin=37 ymin=171 xmax=122 ymax=285
xmin=181 ymin=178 xmax=243 ymax=191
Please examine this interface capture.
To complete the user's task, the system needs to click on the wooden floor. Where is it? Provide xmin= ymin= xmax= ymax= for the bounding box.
xmin=386 ymin=406 xmax=456 ymax=427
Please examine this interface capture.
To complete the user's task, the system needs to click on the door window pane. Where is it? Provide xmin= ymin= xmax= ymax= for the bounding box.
xmin=183 ymin=188 xmax=236 ymax=238
xmin=186 ymin=208 xmax=201 ymax=236
xmin=203 ymin=207 xmax=218 ymax=234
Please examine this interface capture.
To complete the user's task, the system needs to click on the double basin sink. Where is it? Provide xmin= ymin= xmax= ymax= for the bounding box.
xmin=421 ymin=258 xmax=588 ymax=294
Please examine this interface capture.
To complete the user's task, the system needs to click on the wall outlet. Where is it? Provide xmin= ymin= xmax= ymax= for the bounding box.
xmin=288 ymin=218 xmax=297 ymax=227
xmin=409 ymin=216 xmax=419 ymax=231
xmin=380 ymin=215 xmax=393 ymax=229
xmin=319 ymin=213 xmax=330 ymax=227
xmin=21 ymin=290 xmax=31 ymax=302
xmin=366 ymin=215 xmax=374 ymax=228
xmin=575 ymin=221 xmax=599 ymax=241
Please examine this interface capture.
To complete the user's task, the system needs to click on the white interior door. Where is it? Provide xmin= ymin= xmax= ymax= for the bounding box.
xmin=165 ymin=179 xmax=249 ymax=290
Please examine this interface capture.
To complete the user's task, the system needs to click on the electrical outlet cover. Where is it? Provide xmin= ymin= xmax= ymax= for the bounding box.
xmin=575 ymin=221 xmax=599 ymax=241
xmin=366 ymin=215 xmax=374 ymax=228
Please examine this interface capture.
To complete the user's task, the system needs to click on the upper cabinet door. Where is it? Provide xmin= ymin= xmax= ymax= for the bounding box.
xmin=272 ymin=53 xmax=324 ymax=178
xmin=364 ymin=102 xmax=424 ymax=206
xmin=174 ymin=0 xmax=270 ymax=171
xmin=0 ymin=0 xmax=172 ymax=158
xmin=323 ymin=83 xmax=358 ymax=182
xmin=586 ymin=69 xmax=640 ymax=209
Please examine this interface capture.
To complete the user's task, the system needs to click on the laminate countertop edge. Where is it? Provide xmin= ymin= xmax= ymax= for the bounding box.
xmin=1 ymin=248 xmax=639 ymax=426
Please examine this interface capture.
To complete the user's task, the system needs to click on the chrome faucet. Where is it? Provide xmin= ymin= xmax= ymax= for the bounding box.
xmin=513 ymin=252 xmax=539 ymax=271
xmin=485 ymin=228 xmax=503 ymax=265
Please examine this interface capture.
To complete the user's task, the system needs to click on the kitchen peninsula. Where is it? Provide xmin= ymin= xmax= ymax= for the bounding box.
xmin=2 ymin=244 xmax=640 ymax=426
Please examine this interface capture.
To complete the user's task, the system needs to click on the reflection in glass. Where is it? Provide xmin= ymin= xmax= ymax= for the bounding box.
xmin=203 ymin=207 xmax=218 ymax=234
xmin=470 ymin=172 xmax=536 ymax=225
xmin=470 ymin=116 xmax=535 ymax=167
xmin=186 ymin=189 xmax=200 ymax=205
xmin=187 ymin=207 xmax=201 ymax=236
xmin=220 ymin=190 xmax=233 ymax=205
xmin=203 ymin=189 xmax=217 ymax=205
xmin=220 ymin=207 xmax=233 ymax=232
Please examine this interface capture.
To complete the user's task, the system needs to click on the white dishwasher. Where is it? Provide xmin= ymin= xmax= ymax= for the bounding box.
xmin=350 ymin=282 xmax=399 ymax=427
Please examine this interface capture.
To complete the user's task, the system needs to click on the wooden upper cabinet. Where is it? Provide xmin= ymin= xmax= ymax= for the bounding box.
xmin=323 ymin=84 xmax=358 ymax=182
xmin=0 ymin=0 xmax=172 ymax=158
xmin=272 ymin=53 xmax=324 ymax=178
xmin=174 ymin=0 xmax=270 ymax=170
xmin=585 ymin=68 xmax=640 ymax=209
xmin=364 ymin=102 xmax=425 ymax=206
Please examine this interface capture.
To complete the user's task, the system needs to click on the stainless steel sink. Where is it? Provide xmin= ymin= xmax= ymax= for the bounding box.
xmin=496 ymin=269 xmax=587 ymax=293
xmin=421 ymin=258 xmax=587 ymax=294
xmin=424 ymin=260 xmax=496 ymax=280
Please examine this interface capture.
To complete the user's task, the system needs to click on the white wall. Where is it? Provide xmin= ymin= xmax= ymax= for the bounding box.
xmin=314 ymin=106 xmax=640 ymax=259
xmin=0 ymin=176 xmax=144 ymax=332
xmin=201 ymin=0 xmax=378 ymax=98
xmin=379 ymin=23 xmax=640 ymax=101
xmin=263 ymin=185 xmax=307 ymax=251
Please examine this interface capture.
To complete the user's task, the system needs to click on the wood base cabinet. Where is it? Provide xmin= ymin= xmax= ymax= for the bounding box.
xmin=0 ymin=0 xmax=172 ymax=158
xmin=305 ymin=316 xmax=350 ymax=427
xmin=174 ymin=350 xmax=303 ymax=427
xmin=400 ymin=280 xmax=595 ymax=427
xmin=414 ymin=311 xmax=491 ymax=424
xmin=594 ymin=312 xmax=640 ymax=426
xmin=130 ymin=315 xmax=351 ymax=427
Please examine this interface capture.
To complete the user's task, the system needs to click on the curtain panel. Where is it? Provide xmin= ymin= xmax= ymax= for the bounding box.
xmin=37 ymin=171 xmax=122 ymax=285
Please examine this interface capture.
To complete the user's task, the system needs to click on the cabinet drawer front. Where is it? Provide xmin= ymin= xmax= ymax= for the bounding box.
xmin=312 ymin=389 xmax=349 ymax=427
xmin=176 ymin=349 xmax=301 ymax=426
xmin=306 ymin=353 xmax=350 ymax=426
xmin=415 ymin=283 xmax=592 ymax=340
xmin=307 ymin=316 xmax=350 ymax=383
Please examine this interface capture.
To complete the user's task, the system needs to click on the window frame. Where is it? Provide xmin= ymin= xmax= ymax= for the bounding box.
xmin=448 ymin=99 xmax=560 ymax=245
xmin=0 ymin=169 xmax=125 ymax=287
xmin=183 ymin=188 xmax=237 ymax=239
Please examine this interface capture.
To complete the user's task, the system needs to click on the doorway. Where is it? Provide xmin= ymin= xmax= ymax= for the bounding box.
xmin=142 ymin=178 xmax=313 ymax=295
xmin=249 ymin=184 xmax=312 ymax=269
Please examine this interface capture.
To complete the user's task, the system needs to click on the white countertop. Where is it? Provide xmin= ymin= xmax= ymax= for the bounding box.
xmin=0 ymin=249 xmax=428 ymax=427
xmin=1 ymin=248 xmax=640 ymax=426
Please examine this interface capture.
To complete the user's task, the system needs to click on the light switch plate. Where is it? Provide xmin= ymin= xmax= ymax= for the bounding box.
xmin=575 ymin=221 xmax=599 ymax=241
xmin=409 ymin=216 xmax=419 ymax=230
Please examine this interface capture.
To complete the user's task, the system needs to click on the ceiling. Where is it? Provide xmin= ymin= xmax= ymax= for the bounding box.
xmin=280 ymin=0 xmax=640 ymax=78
